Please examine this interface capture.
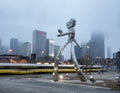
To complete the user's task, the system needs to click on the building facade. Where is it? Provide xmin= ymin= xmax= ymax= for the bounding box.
xmin=0 ymin=39 xmax=2 ymax=55
xmin=10 ymin=38 xmax=19 ymax=55
xmin=46 ymin=39 xmax=54 ymax=62
xmin=116 ymin=51 xmax=120 ymax=73
xmin=32 ymin=30 xmax=47 ymax=61
xmin=54 ymin=45 xmax=60 ymax=61
xmin=113 ymin=53 xmax=117 ymax=58
xmin=87 ymin=40 xmax=99 ymax=59
xmin=81 ymin=43 xmax=87 ymax=58
xmin=91 ymin=32 xmax=105 ymax=58
xmin=107 ymin=46 xmax=112 ymax=58
xmin=19 ymin=42 xmax=31 ymax=57
xmin=60 ymin=55 xmax=64 ymax=62
xmin=74 ymin=45 xmax=82 ymax=59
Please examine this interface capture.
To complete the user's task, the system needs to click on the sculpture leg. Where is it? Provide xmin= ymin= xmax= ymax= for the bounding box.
xmin=72 ymin=39 xmax=88 ymax=82
xmin=53 ymin=41 xmax=69 ymax=82
xmin=73 ymin=39 xmax=82 ymax=49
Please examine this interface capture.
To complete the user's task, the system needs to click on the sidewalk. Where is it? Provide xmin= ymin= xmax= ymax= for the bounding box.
xmin=85 ymin=71 xmax=117 ymax=80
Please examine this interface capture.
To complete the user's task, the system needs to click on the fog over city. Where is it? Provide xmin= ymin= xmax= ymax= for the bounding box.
xmin=0 ymin=0 xmax=120 ymax=57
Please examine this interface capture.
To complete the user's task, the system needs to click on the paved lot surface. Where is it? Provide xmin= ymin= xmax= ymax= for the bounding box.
xmin=0 ymin=72 xmax=120 ymax=93
xmin=86 ymin=71 xmax=118 ymax=80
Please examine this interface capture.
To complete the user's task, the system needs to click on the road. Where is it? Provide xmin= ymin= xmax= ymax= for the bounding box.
xmin=0 ymin=74 xmax=119 ymax=93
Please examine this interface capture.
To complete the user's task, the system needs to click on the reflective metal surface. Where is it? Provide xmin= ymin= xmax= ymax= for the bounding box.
xmin=53 ymin=18 xmax=88 ymax=82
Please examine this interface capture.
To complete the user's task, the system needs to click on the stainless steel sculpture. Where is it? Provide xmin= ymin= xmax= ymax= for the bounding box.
xmin=53 ymin=18 xmax=88 ymax=82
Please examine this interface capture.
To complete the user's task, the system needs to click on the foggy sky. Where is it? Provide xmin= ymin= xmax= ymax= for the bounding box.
xmin=0 ymin=0 xmax=120 ymax=57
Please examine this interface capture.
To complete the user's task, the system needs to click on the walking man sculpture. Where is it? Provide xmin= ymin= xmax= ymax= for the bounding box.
xmin=53 ymin=18 xmax=88 ymax=82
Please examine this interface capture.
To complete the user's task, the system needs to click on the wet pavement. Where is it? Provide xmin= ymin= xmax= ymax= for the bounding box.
xmin=0 ymin=72 xmax=119 ymax=93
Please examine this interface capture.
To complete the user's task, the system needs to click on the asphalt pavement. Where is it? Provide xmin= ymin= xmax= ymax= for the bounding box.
xmin=0 ymin=72 xmax=119 ymax=93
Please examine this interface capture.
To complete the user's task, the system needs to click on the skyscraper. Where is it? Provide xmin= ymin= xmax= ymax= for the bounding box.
xmin=54 ymin=45 xmax=60 ymax=60
xmin=107 ymin=46 xmax=112 ymax=58
xmin=2 ymin=46 xmax=8 ymax=54
xmin=116 ymin=51 xmax=120 ymax=73
xmin=87 ymin=40 xmax=98 ymax=59
xmin=19 ymin=42 xmax=31 ymax=57
xmin=46 ymin=39 xmax=54 ymax=62
xmin=81 ymin=43 xmax=87 ymax=58
xmin=10 ymin=38 xmax=19 ymax=55
xmin=32 ymin=30 xmax=47 ymax=61
xmin=91 ymin=32 xmax=105 ymax=58
xmin=113 ymin=53 xmax=116 ymax=58
xmin=74 ymin=46 xmax=82 ymax=59
xmin=0 ymin=39 xmax=2 ymax=55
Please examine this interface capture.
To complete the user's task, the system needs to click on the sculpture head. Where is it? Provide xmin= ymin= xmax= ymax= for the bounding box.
xmin=66 ymin=18 xmax=76 ymax=29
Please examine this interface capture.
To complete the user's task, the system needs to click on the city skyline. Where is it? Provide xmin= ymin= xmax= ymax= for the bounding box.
xmin=0 ymin=30 xmax=111 ymax=59
xmin=0 ymin=29 xmax=117 ymax=58
xmin=0 ymin=0 xmax=120 ymax=56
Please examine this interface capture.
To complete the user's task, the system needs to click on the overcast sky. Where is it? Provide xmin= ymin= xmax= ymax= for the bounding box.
xmin=0 ymin=0 xmax=120 ymax=57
